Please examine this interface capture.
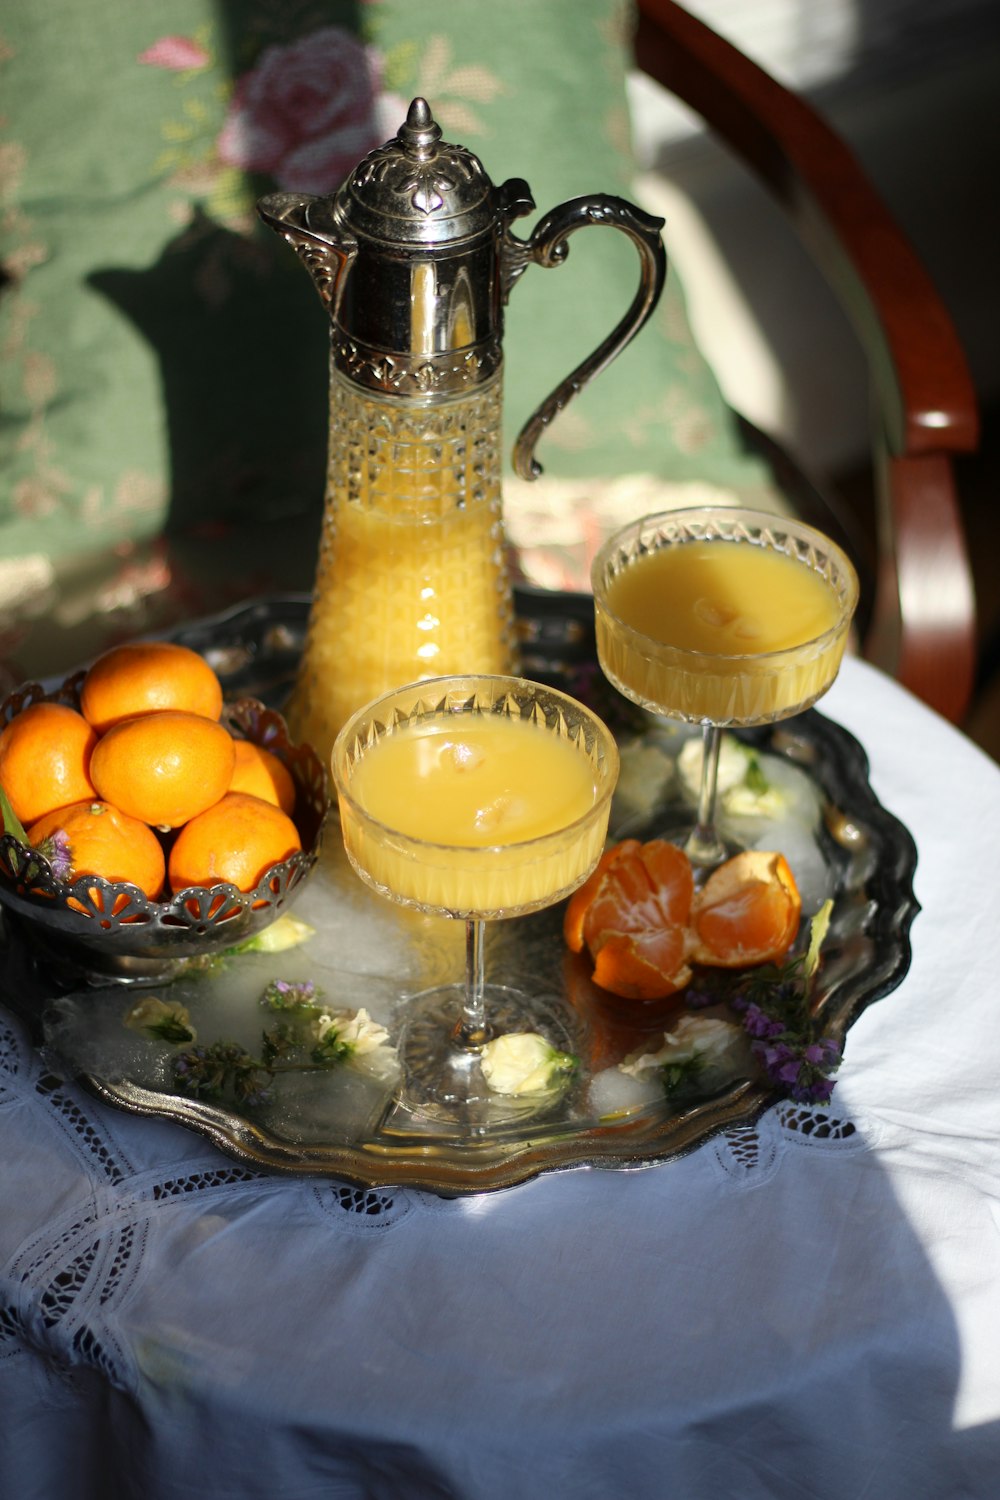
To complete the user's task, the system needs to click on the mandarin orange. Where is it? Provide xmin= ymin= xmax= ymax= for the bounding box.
xmin=167 ymin=792 xmax=302 ymax=894
xmin=582 ymin=840 xmax=694 ymax=957
xmin=563 ymin=838 xmax=695 ymax=1000
xmin=89 ymin=710 xmax=236 ymax=830
xmin=690 ymin=850 xmax=801 ymax=967
xmin=590 ymin=925 xmax=692 ymax=1001
xmin=563 ymin=839 xmax=640 ymax=954
xmin=228 ymin=739 xmax=297 ymax=816
xmin=27 ymin=799 xmax=166 ymax=900
xmin=563 ymin=838 xmax=802 ymax=1001
xmin=0 ymin=702 xmax=98 ymax=827
xmin=80 ymin=641 xmax=223 ymax=733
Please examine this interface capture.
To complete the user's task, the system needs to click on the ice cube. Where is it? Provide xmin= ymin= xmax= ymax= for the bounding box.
xmin=749 ymin=817 xmax=833 ymax=915
xmin=474 ymin=793 xmax=523 ymax=832
xmin=588 ymin=1065 xmax=662 ymax=1121
xmin=693 ymin=597 xmax=737 ymax=628
xmin=438 ymin=738 xmax=485 ymax=773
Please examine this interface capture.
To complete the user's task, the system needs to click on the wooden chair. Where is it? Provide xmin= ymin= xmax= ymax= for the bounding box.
xmin=634 ymin=0 xmax=980 ymax=724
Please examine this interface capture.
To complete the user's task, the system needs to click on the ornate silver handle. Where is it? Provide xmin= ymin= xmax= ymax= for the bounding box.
xmin=504 ymin=195 xmax=667 ymax=481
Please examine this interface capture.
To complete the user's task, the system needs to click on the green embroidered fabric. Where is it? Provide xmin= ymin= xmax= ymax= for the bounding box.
xmin=0 ymin=0 xmax=772 ymax=681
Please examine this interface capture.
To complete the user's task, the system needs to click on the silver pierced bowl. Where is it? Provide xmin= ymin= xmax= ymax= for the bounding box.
xmin=0 ymin=675 xmax=328 ymax=983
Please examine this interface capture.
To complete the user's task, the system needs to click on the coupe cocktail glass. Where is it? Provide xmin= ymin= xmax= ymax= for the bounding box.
xmin=332 ymin=674 xmax=619 ymax=1121
xmin=592 ymin=507 xmax=858 ymax=867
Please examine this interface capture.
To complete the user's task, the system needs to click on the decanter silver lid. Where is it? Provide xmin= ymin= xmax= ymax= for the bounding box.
xmin=334 ymin=96 xmax=500 ymax=247
xmin=258 ymin=96 xmax=667 ymax=478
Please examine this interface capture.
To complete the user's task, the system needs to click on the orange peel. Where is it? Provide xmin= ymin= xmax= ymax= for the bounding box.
xmin=690 ymin=849 xmax=801 ymax=968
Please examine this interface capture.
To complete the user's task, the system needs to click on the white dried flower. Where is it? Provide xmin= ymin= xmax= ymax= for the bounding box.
xmin=241 ymin=914 xmax=316 ymax=953
xmin=678 ymin=734 xmax=752 ymax=800
xmin=479 ymin=1032 xmax=577 ymax=1095
xmin=123 ymin=996 xmax=196 ymax=1044
xmin=620 ymin=1015 xmax=742 ymax=1080
xmin=315 ymin=1008 xmax=397 ymax=1079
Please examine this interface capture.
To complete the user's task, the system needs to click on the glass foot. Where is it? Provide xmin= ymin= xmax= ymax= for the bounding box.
xmin=395 ymin=983 xmax=577 ymax=1131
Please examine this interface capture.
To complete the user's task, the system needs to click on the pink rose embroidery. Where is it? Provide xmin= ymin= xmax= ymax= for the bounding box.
xmin=217 ymin=27 xmax=379 ymax=194
xmin=139 ymin=36 xmax=210 ymax=71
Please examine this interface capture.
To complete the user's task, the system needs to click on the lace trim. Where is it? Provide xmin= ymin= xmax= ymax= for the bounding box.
xmin=33 ymin=1073 xmax=132 ymax=1184
xmin=309 ymin=1181 xmax=414 ymax=1233
xmin=150 ymin=1164 xmax=262 ymax=1199
xmin=712 ymin=1119 xmax=781 ymax=1182
xmin=0 ymin=1012 xmax=23 ymax=1108
xmin=2 ymin=1215 xmax=140 ymax=1392
xmin=0 ymin=1302 xmax=24 ymax=1361
xmin=777 ymin=1102 xmax=860 ymax=1144
xmin=711 ymin=1102 xmax=863 ymax=1185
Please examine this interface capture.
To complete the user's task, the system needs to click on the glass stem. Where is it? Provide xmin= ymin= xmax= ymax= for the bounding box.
xmin=685 ymin=724 xmax=728 ymax=869
xmin=457 ymin=917 xmax=490 ymax=1049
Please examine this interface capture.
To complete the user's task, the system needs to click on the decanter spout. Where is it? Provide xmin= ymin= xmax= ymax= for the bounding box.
xmin=257 ymin=192 xmax=357 ymax=319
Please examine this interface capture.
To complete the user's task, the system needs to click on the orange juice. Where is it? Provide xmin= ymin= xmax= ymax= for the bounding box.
xmin=287 ymin=375 xmax=517 ymax=764
xmin=598 ymin=538 xmax=849 ymax=724
xmin=339 ymin=714 xmax=607 ymax=916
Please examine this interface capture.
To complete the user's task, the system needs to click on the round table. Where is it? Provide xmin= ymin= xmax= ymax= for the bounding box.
xmin=3 ymin=654 xmax=999 ymax=1500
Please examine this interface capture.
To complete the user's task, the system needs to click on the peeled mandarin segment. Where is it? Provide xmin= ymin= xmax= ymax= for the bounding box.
xmin=26 ymin=799 xmax=166 ymax=900
xmin=562 ymin=839 xmax=640 ymax=953
xmin=167 ymin=791 xmax=302 ymax=894
xmin=582 ymin=839 xmax=694 ymax=950
xmin=590 ymin=927 xmax=692 ymax=1001
xmin=0 ymin=703 xmax=98 ymax=826
xmin=690 ymin=850 xmax=801 ymax=967
xmin=89 ymin=711 xmax=236 ymax=830
xmin=228 ymin=739 xmax=297 ymax=816
xmin=633 ymin=840 xmax=695 ymax=922
xmin=80 ymin=641 xmax=224 ymax=733
xmin=569 ymin=838 xmax=696 ymax=1002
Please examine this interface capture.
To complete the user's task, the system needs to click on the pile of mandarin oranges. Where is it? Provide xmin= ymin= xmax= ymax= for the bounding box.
xmin=0 ymin=642 xmax=303 ymax=903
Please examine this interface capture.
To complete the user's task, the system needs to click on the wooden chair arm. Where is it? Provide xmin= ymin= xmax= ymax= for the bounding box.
xmin=633 ymin=0 xmax=979 ymax=721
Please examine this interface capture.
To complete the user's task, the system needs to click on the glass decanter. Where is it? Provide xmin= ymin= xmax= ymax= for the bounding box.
xmin=259 ymin=97 xmax=666 ymax=763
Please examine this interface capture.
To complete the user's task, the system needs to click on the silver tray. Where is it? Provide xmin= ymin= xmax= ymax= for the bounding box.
xmin=0 ymin=592 xmax=918 ymax=1195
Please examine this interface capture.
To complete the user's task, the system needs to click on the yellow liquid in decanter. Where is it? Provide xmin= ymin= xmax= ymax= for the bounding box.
xmin=286 ymin=370 xmax=518 ymax=764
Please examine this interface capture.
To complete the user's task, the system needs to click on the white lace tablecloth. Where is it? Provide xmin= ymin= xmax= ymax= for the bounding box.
xmin=3 ymin=655 xmax=1000 ymax=1500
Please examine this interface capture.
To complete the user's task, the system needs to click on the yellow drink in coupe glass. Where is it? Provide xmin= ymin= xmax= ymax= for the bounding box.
xmin=333 ymin=676 xmax=619 ymax=1121
xmin=343 ymin=716 xmax=603 ymax=916
xmin=592 ymin=507 xmax=858 ymax=865
xmin=602 ymin=539 xmax=847 ymax=724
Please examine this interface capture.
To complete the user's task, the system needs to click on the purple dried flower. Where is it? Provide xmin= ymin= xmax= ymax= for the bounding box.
xmin=720 ymin=905 xmax=841 ymax=1106
xmin=261 ymin=978 xmax=318 ymax=1010
xmin=753 ymin=1040 xmax=803 ymax=1086
xmin=753 ymin=1040 xmax=791 ymax=1071
xmin=804 ymin=1039 xmax=841 ymax=1067
xmin=751 ymin=1030 xmax=841 ymax=1104
xmin=742 ymin=1003 xmax=786 ymax=1040
xmin=38 ymin=829 xmax=73 ymax=882
xmin=797 ymin=1076 xmax=836 ymax=1105
xmin=685 ymin=989 xmax=717 ymax=1011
